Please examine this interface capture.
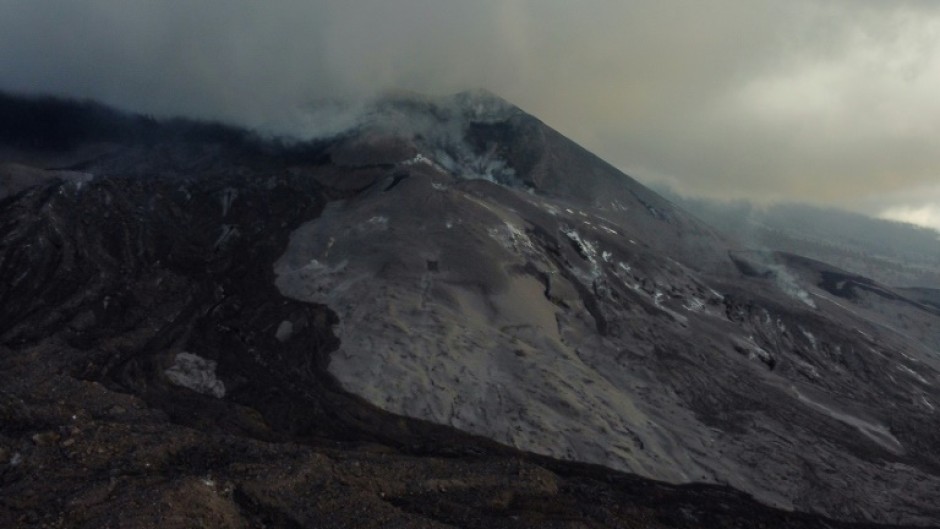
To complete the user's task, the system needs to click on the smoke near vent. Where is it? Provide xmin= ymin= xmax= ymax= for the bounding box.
xmin=1 ymin=0 xmax=939 ymax=226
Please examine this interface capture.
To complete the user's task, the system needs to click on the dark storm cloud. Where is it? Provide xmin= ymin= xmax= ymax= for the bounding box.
xmin=1 ymin=0 xmax=939 ymax=225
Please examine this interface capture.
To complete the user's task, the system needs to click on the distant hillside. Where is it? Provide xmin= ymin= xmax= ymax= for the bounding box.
xmin=659 ymin=189 xmax=940 ymax=288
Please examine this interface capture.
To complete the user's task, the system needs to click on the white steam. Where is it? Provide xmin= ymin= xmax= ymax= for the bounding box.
xmin=769 ymin=264 xmax=816 ymax=308
xmin=879 ymin=204 xmax=940 ymax=233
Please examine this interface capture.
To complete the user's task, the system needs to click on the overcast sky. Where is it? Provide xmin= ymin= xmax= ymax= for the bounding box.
xmin=1 ymin=0 xmax=939 ymax=229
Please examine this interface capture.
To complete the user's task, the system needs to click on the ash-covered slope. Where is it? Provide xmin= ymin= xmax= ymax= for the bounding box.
xmin=274 ymin=92 xmax=940 ymax=523
xmin=0 ymin=91 xmax=939 ymax=528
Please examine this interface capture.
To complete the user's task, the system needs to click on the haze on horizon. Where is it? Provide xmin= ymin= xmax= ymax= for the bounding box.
xmin=1 ymin=0 xmax=939 ymax=230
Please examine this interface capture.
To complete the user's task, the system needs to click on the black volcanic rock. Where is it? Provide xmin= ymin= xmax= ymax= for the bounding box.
xmin=0 ymin=91 xmax=938 ymax=528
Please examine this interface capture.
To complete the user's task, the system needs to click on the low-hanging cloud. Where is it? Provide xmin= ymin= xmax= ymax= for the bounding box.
xmin=1 ymin=0 xmax=939 ymax=224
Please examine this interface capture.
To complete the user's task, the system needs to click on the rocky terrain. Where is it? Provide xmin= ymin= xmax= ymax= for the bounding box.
xmin=1 ymin=91 xmax=938 ymax=528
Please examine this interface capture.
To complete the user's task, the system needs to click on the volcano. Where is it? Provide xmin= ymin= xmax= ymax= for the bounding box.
xmin=1 ymin=91 xmax=938 ymax=528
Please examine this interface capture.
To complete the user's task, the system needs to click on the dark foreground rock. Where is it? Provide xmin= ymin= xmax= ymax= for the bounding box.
xmin=0 ymin=336 xmax=911 ymax=529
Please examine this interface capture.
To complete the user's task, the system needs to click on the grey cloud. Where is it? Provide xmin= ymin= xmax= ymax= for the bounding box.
xmin=1 ymin=0 xmax=939 ymax=223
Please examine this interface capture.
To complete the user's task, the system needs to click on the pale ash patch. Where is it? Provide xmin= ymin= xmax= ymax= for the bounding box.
xmin=921 ymin=395 xmax=935 ymax=411
xmin=792 ymin=387 xmax=904 ymax=455
xmin=683 ymin=297 xmax=706 ymax=312
xmin=165 ymin=353 xmax=226 ymax=398
xmin=800 ymin=328 xmax=818 ymax=350
xmin=652 ymin=290 xmax=689 ymax=324
xmin=275 ymin=320 xmax=294 ymax=342
xmin=488 ymin=221 xmax=534 ymax=255
xmin=897 ymin=364 xmax=931 ymax=386
xmin=615 ymin=262 xmax=641 ymax=292
xmin=743 ymin=336 xmax=774 ymax=365
xmin=402 ymin=153 xmax=451 ymax=175
xmin=362 ymin=216 xmax=389 ymax=231
xmin=402 ymin=153 xmax=434 ymax=167
xmin=560 ymin=225 xmax=603 ymax=282
xmin=539 ymin=202 xmax=561 ymax=216
xmin=795 ymin=359 xmax=822 ymax=380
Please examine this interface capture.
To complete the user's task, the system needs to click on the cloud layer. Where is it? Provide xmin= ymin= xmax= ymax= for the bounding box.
xmin=1 ymin=0 xmax=938 ymax=224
